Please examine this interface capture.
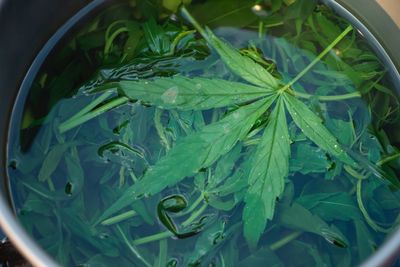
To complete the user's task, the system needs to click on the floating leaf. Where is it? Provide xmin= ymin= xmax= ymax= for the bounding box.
xmin=206 ymin=29 xmax=279 ymax=89
xmin=283 ymin=93 xmax=356 ymax=167
xmin=117 ymin=76 xmax=272 ymax=110
xmin=243 ymin=97 xmax=290 ymax=248
xmin=182 ymin=7 xmax=279 ymax=89
xmin=38 ymin=143 xmax=71 ymax=182
xmin=97 ymin=96 xmax=276 ymax=222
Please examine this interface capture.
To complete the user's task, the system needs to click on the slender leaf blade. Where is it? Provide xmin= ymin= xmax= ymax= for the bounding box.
xmin=278 ymin=203 xmax=348 ymax=248
xmin=243 ymin=97 xmax=290 ymax=248
xmin=97 ymin=96 xmax=276 ymax=223
xmin=181 ymin=8 xmax=279 ymax=89
xmin=118 ymin=76 xmax=272 ymax=110
xmin=38 ymin=143 xmax=71 ymax=182
xmin=283 ymin=93 xmax=356 ymax=166
xmin=207 ymin=29 xmax=279 ymax=89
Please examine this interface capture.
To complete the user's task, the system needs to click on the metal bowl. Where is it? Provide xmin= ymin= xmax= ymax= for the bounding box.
xmin=0 ymin=1 xmax=399 ymax=266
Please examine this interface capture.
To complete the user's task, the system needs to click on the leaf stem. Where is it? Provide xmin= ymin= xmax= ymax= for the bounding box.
xmin=59 ymin=96 xmax=129 ymax=134
xmin=132 ymin=203 xmax=208 ymax=246
xmin=167 ymin=30 xmax=196 ymax=56
xmin=104 ymin=27 xmax=129 ymax=57
xmin=280 ymin=25 xmax=353 ymax=92
xmin=133 ymin=231 xmax=173 ymax=246
xmin=180 ymin=193 xmax=204 ymax=215
xmin=182 ymin=203 xmax=208 ymax=227
xmin=292 ymin=90 xmax=361 ymax=101
xmin=68 ymin=91 xmax=115 ymax=123
xmin=356 ymin=179 xmax=391 ymax=233
xmin=154 ymin=109 xmax=171 ymax=150
xmin=181 ymin=6 xmax=208 ymax=39
xmin=376 ymin=152 xmax=400 ymax=166
xmin=258 ymin=21 xmax=264 ymax=39
xmin=269 ymin=231 xmax=303 ymax=251
xmin=116 ymin=225 xmax=152 ymax=267
xmin=156 ymin=239 xmax=168 ymax=267
xmin=101 ymin=210 xmax=137 ymax=226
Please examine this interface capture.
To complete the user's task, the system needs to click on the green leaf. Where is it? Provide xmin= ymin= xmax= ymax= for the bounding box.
xmin=283 ymin=93 xmax=356 ymax=167
xmin=188 ymin=0 xmax=257 ymax=28
xmin=207 ymin=144 xmax=242 ymax=189
xmin=296 ymin=192 xmax=362 ymax=221
xmin=142 ymin=18 xmax=171 ymax=55
xmin=354 ymin=220 xmax=376 ymax=262
xmin=289 ymin=142 xmax=330 ymax=174
xmin=181 ymin=7 xmax=279 ymax=89
xmin=38 ymin=143 xmax=71 ymax=182
xmin=206 ymin=29 xmax=279 ymax=89
xmin=97 ymin=96 xmax=276 ymax=223
xmin=243 ymin=97 xmax=290 ymax=248
xmin=278 ymin=203 xmax=348 ymax=248
xmin=118 ymin=76 xmax=272 ymax=111
xmin=239 ymin=246 xmax=284 ymax=267
xmin=184 ymin=221 xmax=240 ymax=266
xmin=162 ymin=0 xmax=191 ymax=12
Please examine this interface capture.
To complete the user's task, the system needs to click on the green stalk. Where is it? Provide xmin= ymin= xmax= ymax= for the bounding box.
xmin=101 ymin=210 xmax=137 ymax=226
xmin=280 ymin=25 xmax=353 ymax=92
xmin=181 ymin=6 xmax=208 ymax=39
xmin=269 ymin=231 xmax=303 ymax=251
xmin=182 ymin=203 xmax=208 ymax=227
xmin=167 ymin=30 xmax=196 ymax=56
xmin=133 ymin=231 xmax=172 ymax=246
xmin=104 ymin=27 xmax=128 ymax=56
xmin=154 ymin=109 xmax=171 ymax=150
xmin=180 ymin=193 xmax=204 ymax=215
xmin=65 ymin=91 xmax=114 ymax=124
xmin=258 ymin=21 xmax=264 ymax=38
xmin=59 ymin=96 xmax=129 ymax=134
xmin=356 ymin=179 xmax=391 ymax=233
xmin=116 ymin=225 xmax=152 ymax=267
xmin=132 ymin=203 xmax=208 ymax=246
xmin=293 ymin=90 xmax=361 ymax=101
xmin=377 ymin=152 xmax=400 ymax=166
xmin=155 ymin=239 xmax=168 ymax=267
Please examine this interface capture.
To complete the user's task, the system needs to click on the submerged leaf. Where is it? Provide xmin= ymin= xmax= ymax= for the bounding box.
xmin=142 ymin=18 xmax=171 ymax=55
xmin=97 ymin=96 xmax=276 ymax=222
xmin=296 ymin=192 xmax=361 ymax=221
xmin=118 ymin=76 xmax=272 ymax=110
xmin=38 ymin=143 xmax=71 ymax=182
xmin=278 ymin=203 xmax=348 ymax=248
xmin=283 ymin=93 xmax=356 ymax=167
xmin=243 ymin=97 xmax=290 ymax=248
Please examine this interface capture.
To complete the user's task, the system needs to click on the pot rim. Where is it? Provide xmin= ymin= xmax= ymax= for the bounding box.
xmin=0 ymin=1 xmax=399 ymax=267
xmin=0 ymin=1 xmax=105 ymax=266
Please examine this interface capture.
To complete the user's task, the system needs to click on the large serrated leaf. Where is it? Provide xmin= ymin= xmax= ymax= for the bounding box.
xmin=97 ymin=96 xmax=276 ymax=223
xmin=118 ymin=76 xmax=272 ymax=110
xmin=206 ymin=30 xmax=279 ymax=89
xmin=181 ymin=7 xmax=279 ymax=89
xmin=283 ymin=93 xmax=357 ymax=167
xmin=243 ymin=97 xmax=290 ymax=248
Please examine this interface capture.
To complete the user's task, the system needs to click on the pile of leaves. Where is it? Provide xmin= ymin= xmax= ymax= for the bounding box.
xmin=9 ymin=0 xmax=400 ymax=266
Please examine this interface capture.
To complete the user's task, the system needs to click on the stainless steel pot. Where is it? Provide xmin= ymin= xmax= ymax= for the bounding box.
xmin=0 ymin=1 xmax=399 ymax=266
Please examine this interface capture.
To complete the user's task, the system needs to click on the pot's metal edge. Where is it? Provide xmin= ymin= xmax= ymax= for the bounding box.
xmin=1 ymin=0 xmax=399 ymax=266
xmin=0 ymin=1 xmax=105 ymax=266
xmin=323 ymin=1 xmax=400 ymax=267
xmin=323 ymin=0 xmax=400 ymax=90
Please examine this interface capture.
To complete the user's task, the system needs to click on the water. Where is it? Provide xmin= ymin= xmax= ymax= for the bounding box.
xmin=6 ymin=1 xmax=400 ymax=266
